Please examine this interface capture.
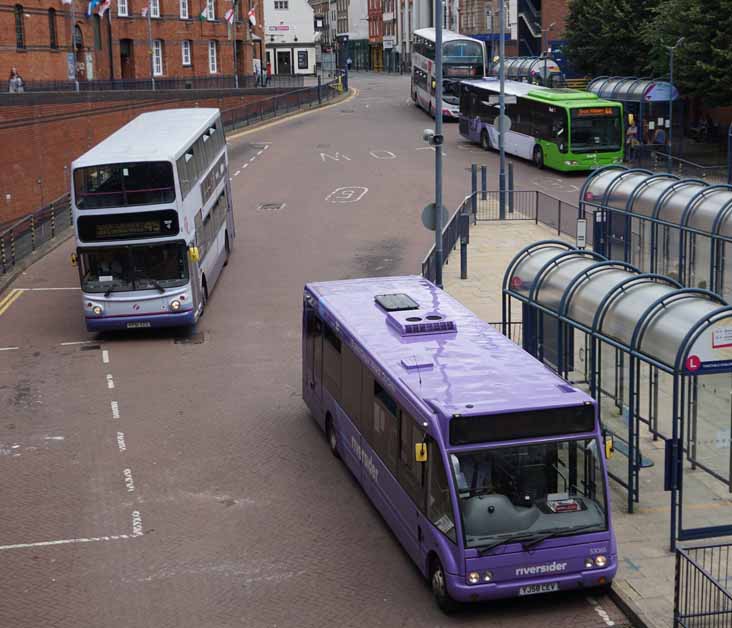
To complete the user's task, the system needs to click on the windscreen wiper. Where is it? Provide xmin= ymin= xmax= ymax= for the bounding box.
xmin=521 ymin=524 xmax=605 ymax=550
xmin=476 ymin=532 xmax=545 ymax=555
xmin=104 ymin=286 xmax=114 ymax=298
xmin=150 ymin=279 xmax=165 ymax=294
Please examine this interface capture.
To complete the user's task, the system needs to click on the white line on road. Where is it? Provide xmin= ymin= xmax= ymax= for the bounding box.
xmin=107 ymin=374 xmax=115 ymax=389
xmin=111 ymin=401 xmax=120 ymax=419
xmin=102 ymin=350 xmax=109 ymax=364
xmin=263 ymin=144 xmax=270 ymax=150
xmin=123 ymin=468 xmax=135 ymax=492
xmin=257 ymin=150 xmax=264 ymax=156
xmin=0 ymin=346 xmax=19 ymax=352
xmin=117 ymin=432 xmax=126 ymax=452
xmin=234 ymin=170 xmax=241 ymax=176
xmin=242 ymin=163 xmax=248 ymax=168
xmin=249 ymin=156 xmax=257 ymax=162
xmin=0 ymin=534 xmax=133 ymax=551
xmin=60 ymin=340 xmax=93 ymax=346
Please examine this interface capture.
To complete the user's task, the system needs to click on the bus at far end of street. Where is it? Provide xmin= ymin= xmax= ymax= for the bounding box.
xmin=459 ymin=78 xmax=624 ymax=171
xmin=71 ymin=108 xmax=234 ymax=331
xmin=302 ymin=276 xmax=617 ymax=612
xmin=412 ymin=28 xmax=486 ymax=120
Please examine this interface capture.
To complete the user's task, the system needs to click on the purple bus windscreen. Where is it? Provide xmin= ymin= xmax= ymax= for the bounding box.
xmin=301 ymin=276 xmax=616 ymax=612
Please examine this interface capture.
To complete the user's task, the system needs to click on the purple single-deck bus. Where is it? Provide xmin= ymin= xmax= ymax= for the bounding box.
xmin=302 ymin=276 xmax=617 ymax=612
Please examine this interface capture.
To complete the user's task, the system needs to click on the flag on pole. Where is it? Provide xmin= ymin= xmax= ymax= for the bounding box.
xmin=141 ymin=5 xmax=148 ymax=15
xmin=247 ymin=3 xmax=256 ymax=27
xmin=87 ymin=0 xmax=100 ymax=16
xmin=224 ymin=7 xmax=234 ymax=24
xmin=61 ymin=0 xmax=72 ymax=5
xmin=199 ymin=7 xmax=207 ymax=20
xmin=98 ymin=0 xmax=111 ymax=16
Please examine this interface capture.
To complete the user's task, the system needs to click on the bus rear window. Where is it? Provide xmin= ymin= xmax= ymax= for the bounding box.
xmin=74 ymin=161 xmax=175 ymax=209
xmin=450 ymin=405 xmax=595 ymax=445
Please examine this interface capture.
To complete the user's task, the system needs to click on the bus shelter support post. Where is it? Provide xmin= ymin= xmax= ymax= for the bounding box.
xmin=318 ymin=75 xmax=322 ymax=105
xmin=460 ymin=204 xmax=468 ymax=280
xmin=508 ymin=161 xmax=514 ymax=213
xmin=727 ymin=123 xmax=732 ymax=185
xmin=471 ymin=164 xmax=477 ymax=223
xmin=481 ymin=165 xmax=487 ymax=201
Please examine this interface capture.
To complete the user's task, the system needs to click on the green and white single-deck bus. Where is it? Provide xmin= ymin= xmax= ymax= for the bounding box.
xmin=71 ymin=108 xmax=234 ymax=331
xmin=459 ymin=78 xmax=624 ymax=172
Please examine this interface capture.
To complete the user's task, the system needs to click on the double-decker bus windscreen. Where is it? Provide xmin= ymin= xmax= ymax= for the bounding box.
xmin=79 ymin=241 xmax=189 ymax=294
xmin=443 ymin=40 xmax=484 ymax=77
xmin=74 ymin=161 xmax=176 ymax=209
xmin=570 ymin=107 xmax=622 ymax=153
xmin=451 ymin=438 xmax=608 ymax=550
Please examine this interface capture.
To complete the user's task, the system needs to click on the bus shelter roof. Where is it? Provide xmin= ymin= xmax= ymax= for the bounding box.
xmin=587 ymin=77 xmax=679 ymax=102
xmin=503 ymin=241 xmax=732 ymax=374
xmin=582 ymin=166 xmax=732 ymax=238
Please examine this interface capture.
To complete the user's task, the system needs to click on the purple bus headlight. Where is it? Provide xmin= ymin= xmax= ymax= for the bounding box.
xmin=467 ymin=571 xmax=481 ymax=585
xmin=169 ymin=299 xmax=181 ymax=311
xmin=92 ymin=304 xmax=104 ymax=315
xmin=594 ymin=555 xmax=608 ymax=568
xmin=584 ymin=558 xmax=594 ymax=569
xmin=482 ymin=570 xmax=493 ymax=582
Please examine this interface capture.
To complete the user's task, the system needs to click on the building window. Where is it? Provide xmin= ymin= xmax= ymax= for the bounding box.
xmin=93 ymin=15 xmax=102 ymax=49
xmin=179 ymin=0 xmax=188 ymax=18
xmin=182 ymin=39 xmax=191 ymax=65
xmin=150 ymin=0 xmax=160 ymax=17
xmin=274 ymin=0 xmax=288 ymax=8
xmin=206 ymin=0 xmax=215 ymax=20
xmin=153 ymin=39 xmax=164 ymax=75
xmin=117 ymin=0 xmax=128 ymax=15
xmin=48 ymin=8 xmax=57 ymax=49
xmin=14 ymin=5 xmax=24 ymax=49
xmin=208 ymin=40 xmax=217 ymax=73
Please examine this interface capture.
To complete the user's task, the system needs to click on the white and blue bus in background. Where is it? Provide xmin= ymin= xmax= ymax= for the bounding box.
xmin=71 ymin=108 xmax=234 ymax=331
xmin=411 ymin=28 xmax=486 ymax=120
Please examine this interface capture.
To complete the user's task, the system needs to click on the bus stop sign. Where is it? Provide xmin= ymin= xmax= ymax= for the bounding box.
xmin=421 ymin=203 xmax=449 ymax=231
xmin=494 ymin=114 xmax=512 ymax=133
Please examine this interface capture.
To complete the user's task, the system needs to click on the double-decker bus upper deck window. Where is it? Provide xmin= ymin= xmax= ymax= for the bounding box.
xmin=450 ymin=405 xmax=595 ymax=445
xmin=443 ymin=40 xmax=484 ymax=76
xmin=74 ymin=162 xmax=175 ymax=209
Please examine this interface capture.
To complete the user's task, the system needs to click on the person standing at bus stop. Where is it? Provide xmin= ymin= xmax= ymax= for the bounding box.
xmin=625 ymin=114 xmax=639 ymax=162
xmin=265 ymin=61 xmax=272 ymax=86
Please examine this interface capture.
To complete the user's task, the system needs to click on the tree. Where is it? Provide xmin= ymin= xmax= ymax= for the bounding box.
xmin=564 ymin=0 xmax=660 ymax=76
xmin=645 ymin=0 xmax=732 ymax=106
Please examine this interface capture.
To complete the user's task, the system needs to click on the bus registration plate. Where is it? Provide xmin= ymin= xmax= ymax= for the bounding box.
xmin=126 ymin=321 xmax=151 ymax=329
xmin=518 ymin=583 xmax=559 ymax=596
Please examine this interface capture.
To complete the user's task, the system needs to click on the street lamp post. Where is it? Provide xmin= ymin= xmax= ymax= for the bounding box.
xmin=498 ymin=0 xmax=506 ymax=218
xmin=433 ymin=0 xmax=444 ymax=286
xmin=541 ymin=21 xmax=555 ymax=86
xmin=666 ymin=36 xmax=684 ymax=170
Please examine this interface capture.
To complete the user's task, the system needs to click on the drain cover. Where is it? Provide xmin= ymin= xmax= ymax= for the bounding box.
xmin=339 ymin=109 xmax=355 ymax=113
xmin=80 ymin=344 xmax=101 ymax=351
xmin=257 ymin=202 xmax=285 ymax=212
xmin=250 ymin=143 xmax=269 ymax=149
xmin=174 ymin=332 xmax=205 ymax=345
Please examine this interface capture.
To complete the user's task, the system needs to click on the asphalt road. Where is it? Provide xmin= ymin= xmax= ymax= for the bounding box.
xmin=0 ymin=72 xmax=630 ymax=627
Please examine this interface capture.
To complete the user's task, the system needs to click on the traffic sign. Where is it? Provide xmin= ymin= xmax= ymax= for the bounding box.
xmin=421 ymin=203 xmax=449 ymax=231
xmin=488 ymin=95 xmax=517 ymax=105
xmin=494 ymin=114 xmax=512 ymax=133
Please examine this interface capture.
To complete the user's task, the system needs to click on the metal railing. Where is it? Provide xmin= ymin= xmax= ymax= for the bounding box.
xmin=1 ymin=79 xmax=343 ymax=277
xmin=0 ymin=195 xmax=71 ymax=276
xmin=9 ymin=74 xmax=305 ymax=94
xmin=421 ymin=195 xmax=470 ymax=285
xmin=489 ymin=321 xmax=524 ymax=346
xmin=674 ymin=543 xmax=732 ymax=627
xmin=474 ymin=189 xmax=580 ymax=238
xmin=631 ymin=146 xmax=729 ymax=184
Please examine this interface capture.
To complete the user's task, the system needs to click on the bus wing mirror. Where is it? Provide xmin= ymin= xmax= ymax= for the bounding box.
xmin=70 ymin=252 xmax=78 ymax=267
xmin=415 ymin=442 xmax=428 ymax=463
xmin=604 ymin=433 xmax=614 ymax=460
xmin=188 ymin=246 xmax=200 ymax=262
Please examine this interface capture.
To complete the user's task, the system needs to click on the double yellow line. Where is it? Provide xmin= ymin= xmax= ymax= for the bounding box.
xmin=0 ymin=289 xmax=23 ymax=317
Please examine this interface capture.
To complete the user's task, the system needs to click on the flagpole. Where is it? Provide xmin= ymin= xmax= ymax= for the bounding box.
xmin=70 ymin=0 xmax=79 ymax=91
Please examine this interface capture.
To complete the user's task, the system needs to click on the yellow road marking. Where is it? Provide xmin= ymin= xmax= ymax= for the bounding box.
xmin=227 ymin=87 xmax=359 ymax=142
xmin=0 ymin=289 xmax=23 ymax=316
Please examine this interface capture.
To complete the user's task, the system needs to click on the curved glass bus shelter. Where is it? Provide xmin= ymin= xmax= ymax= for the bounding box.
xmin=503 ymin=240 xmax=732 ymax=547
xmin=580 ymin=166 xmax=732 ymax=301
xmin=587 ymin=77 xmax=681 ymax=142
xmin=488 ymin=57 xmax=565 ymax=87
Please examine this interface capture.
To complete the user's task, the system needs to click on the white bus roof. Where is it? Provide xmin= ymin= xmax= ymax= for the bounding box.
xmin=462 ymin=78 xmax=563 ymax=96
xmin=73 ymin=108 xmax=221 ymax=168
xmin=413 ymin=28 xmax=482 ymax=44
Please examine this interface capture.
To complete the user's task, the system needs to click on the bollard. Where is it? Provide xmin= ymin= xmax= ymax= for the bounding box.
xmin=31 ymin=216 xmax=35 ymax=251
xmin=0 ymin=238 xmax=5 ymax=274
xmin=317 ymin=75 xmax=322 ymax=104
xmin=508 ymin=161 xmax=514 ymax=213
xmin=481 ymin=165 xmax=487 ymax=201
xmin=460 ymin=202 xmax=469 ymax=280
xmin=471 ymin=164 xmax=477 ymax=223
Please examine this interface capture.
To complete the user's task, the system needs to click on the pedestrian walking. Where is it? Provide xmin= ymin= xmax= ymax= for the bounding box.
xmin=346 ymin=56 xmax=352 ymax=71
xmin=265 ymin=61 xmax=272 ymax=86
xmin=8 ymin=66 xmax=24 ymax=93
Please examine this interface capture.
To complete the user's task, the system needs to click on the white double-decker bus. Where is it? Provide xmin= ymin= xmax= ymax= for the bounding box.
xmin=71 ymin=108 xmax=234 ymax=331
xmin=411 ymin=28 xmax=486 ymax=119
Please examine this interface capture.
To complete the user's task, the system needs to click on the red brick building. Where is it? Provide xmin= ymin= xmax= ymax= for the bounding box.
xmin=367 ymin=0 xmax=381 ymax=71
xmin=0 ymin=0 xmax=265 ymax=84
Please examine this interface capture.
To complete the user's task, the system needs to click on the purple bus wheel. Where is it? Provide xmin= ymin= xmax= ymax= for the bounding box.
xmin=431 ymin=558 xmax=458 ymax=614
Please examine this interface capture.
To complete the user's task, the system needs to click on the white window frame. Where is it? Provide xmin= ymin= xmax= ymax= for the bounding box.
xmin=150 ymin=0 xmax=160 ymax=17
xmin=208 ymin=40 xmax=218 ymax=73
xmin=206 ymin=0 xmax=215 ymax=20
xmin=181 ymin=39 xmax=191 ymax=65
xmin=117 ymin=0 xmax=128 ymax=16
xmin=153 ymin=39 xmax=164 ymax=75
xmin=179 ymin=0 xmax=188 ymax=18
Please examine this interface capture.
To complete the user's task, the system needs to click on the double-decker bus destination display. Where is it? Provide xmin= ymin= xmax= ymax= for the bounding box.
xmin=77 ymin=210 xmax=179 ymax=242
